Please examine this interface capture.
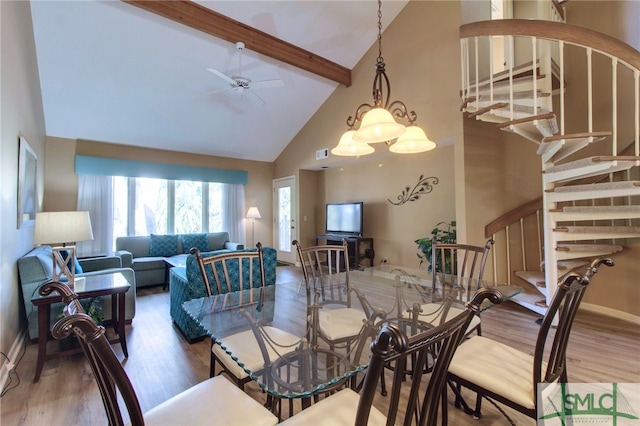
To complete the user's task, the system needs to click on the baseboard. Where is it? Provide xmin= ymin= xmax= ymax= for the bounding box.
xmin=1 ymin=328 xmax=27 ymax=391
xmin=580 ymin=302 xmax=640 ymax=325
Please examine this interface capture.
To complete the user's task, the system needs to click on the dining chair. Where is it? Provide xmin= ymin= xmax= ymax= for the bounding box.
xmin=191 ymin=243 xmax=300 ymax=389
xmin=279 ymin=286 xmax=509 ymax=426
xmin=447 ymin=257 xmax=614 ymax=421
xmin=293 ymin=240 xmax=377 ymax=355
xmin=41 ymin=281 xmax=279 ymax=426
xmin=418 ymin=238 xmax=494 ymax=336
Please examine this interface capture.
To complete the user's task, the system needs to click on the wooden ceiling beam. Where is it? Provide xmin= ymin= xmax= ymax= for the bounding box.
xmin=122 ymin=0 xmax=351 ymax=86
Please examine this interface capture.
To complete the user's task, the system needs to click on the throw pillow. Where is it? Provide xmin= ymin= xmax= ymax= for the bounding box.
xmin=149 ymin=234 xmax=179 ymax=257
xmin=59 ymin=250 xmax=84 ymax=275
xmin=181 ymin=233 xmax=210 ymax=254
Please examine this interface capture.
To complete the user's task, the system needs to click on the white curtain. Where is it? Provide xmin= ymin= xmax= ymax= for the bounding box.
xmin=221 ymin=183 xmax=246 ymax=246
xmin=76 ymin=174 xmax=113 ymax=256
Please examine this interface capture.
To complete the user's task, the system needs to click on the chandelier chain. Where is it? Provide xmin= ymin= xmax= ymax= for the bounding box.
xmin=377 ymin=0 xmax=383 ymax=65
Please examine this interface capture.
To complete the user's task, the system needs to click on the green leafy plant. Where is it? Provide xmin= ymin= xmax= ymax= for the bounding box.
xmin=56 ymin=297 xmax=104 ymax=325
xmin=415 ymin=221 xmax=457 ymax=271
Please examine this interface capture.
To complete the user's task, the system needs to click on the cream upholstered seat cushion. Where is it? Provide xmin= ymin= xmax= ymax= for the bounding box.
xmin=212 ymin=326 xmax=301 ymax=379
xmin=449 ymin=335 xmax=539 ymax=410
xmin=318 ymin=308 xmax=367 ymax=341
xmin=419 ymin=303 xmax=481 ymax=332
xmin=279 ymin=388 xmax=387 ymax=426
xmin=142 ymin=375 xmax=278 ymax=426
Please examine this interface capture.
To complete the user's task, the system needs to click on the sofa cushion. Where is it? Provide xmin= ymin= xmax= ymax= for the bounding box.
xmin=149 ymin=234 xmax=179 ymax=257
xmin=132 ymin=257 xmax=167 ymax=271
xmin=60 ymin=250 xmax=83 ymax=274
xmin=207 ymin=232 xmax=230 ymax=251
xmin=181 ymin=233 xmax=210 ymax=254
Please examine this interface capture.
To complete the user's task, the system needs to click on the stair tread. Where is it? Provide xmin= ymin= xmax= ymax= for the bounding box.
xmin=552 ymin=180 xmax=640 ymax=193
xmin=544 ymin=156 xmax=640 ymax=174
xmin=541 ymin=131 xmax=612 ymax=143
xmin=538 ymin=132 xmax=610 ymax=161
xmin=468 ymin=102 xmax=509 ymax=118
xmin=552 ymin=205 xmax=640 ymax=214
xmin=555 ymin=225 xmax=640 ymax=233
xmin=556 ymin=243 xmax=624 ymax=252
xmin=497 ymin=112 xmax=557 ymax=129
xmin=481 ymin=90 xmax=551 ymax=101
xmin=515 ymin=270 xmax=546 ymax=288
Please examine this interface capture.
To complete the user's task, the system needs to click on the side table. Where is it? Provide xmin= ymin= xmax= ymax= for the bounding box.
xmin=31 ymin=272 xmax=131 ymax=382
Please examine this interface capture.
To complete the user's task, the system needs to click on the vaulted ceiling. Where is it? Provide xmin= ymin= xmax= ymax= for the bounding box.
xmin=31 ymin=0 xmax=409 ymax=162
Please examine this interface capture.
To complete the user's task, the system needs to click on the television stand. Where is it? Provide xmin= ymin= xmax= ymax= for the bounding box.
xmin=315 ymin=235 xmax=374 ymax=270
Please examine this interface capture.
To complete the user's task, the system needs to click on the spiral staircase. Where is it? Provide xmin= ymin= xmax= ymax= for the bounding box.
xmin=459 ymin=15 xmax=640 ymax=315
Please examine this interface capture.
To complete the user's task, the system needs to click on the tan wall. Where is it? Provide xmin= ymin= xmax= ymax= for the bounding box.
xmin=320 ymin=148 xmax=456 ymax=267
xmin=1 ymin=1 xmax=47 ymax=356
xmin=275 ymin=1 xmax=463 ymax=269
xmin=43 ymin=138 xmax=275 ymax=247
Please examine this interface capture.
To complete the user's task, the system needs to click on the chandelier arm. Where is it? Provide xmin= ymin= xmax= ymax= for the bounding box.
xmin=346 ymin=103 xmax=375 ymax=129
xmin=388 ymin=100 xmax=418 ymax=125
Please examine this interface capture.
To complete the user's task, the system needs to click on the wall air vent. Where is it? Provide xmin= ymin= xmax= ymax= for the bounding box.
xmin=316 ymin=148 xmax=329 ymax=160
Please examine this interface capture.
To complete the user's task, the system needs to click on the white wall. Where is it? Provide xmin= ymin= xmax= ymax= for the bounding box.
xmin=1 ymin=1 xmax=46 ymax=356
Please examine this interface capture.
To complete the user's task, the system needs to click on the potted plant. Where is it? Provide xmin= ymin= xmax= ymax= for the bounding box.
xmin=57 ymin=298 xmax=104 ymax=350
xmin=415 ymin=221 xmax=457 ymax=272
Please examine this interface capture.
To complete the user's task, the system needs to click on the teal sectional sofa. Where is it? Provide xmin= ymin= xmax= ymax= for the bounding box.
xmin=169 ymin=246 xmax=277 ymax=342
xmin=115 ymin=232 xmax=243 ymax=288
xmin=17 ymin=245 xmax=136 ymax=340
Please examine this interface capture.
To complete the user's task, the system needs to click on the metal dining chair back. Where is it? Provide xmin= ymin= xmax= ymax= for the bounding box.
xmin=280 ymin=287 xmax=508 ymax=426
xmin=191 ymin=242 xmax=266 ymax=297
xmin=293 ymin=240 xmax=375 ymax=352
xmin=448 ymin=258 xmax=614 ymax=420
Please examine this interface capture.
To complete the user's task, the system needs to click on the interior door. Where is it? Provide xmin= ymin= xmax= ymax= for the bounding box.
xmin=273 ymin=176 xmax=297 ymax=264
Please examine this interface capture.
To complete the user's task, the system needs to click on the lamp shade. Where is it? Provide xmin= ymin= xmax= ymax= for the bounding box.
xmin=246 ymin=207 xmax=261 ymax=220
xmin=33 ymin=211 xmax=94 ymax=245
xmin=331 ymin=130 xmax=375 ymax=157
xmin=389 ymin=125 xmax=437 ymax=154
xmin=353 ymin=108 xmax=406 ymax=144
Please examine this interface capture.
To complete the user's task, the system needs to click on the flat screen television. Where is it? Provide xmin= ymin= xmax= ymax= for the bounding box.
xmin=325 ymin=202 xmax=363 ymax=236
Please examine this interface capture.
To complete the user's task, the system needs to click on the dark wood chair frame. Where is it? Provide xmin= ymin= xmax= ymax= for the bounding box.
xmin=448 ymin=258 xmax=614 ymax=420
xmin=41 ymin=281 xmax=145 ymax=426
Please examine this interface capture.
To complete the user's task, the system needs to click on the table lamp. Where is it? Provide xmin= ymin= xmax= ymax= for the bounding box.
xmin=33 ymin=211 xmax=94 ymax=287
xmin=245 ymin=207 xmax=261 ymax=246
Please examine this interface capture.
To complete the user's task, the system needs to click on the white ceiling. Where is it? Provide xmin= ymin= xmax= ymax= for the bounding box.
xmin=30 ymin=0 xmax=409 ymax=162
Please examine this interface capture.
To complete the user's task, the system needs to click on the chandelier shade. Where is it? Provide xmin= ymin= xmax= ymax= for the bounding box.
xmin=390 ymin=125 xmax=437 ymax=154
xmin=353 ymin=108 xmax=406 ymax=144
xmin=332 ymin=130 xmax=375 ymax=156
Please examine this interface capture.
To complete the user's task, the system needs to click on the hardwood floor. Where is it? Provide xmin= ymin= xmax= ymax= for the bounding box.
xmin=1 ymin=265 xmax=638 ymax=425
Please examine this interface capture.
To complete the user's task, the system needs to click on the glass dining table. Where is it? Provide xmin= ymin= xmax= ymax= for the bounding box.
xmin=182 ymin=266 xmax=522 ymax=405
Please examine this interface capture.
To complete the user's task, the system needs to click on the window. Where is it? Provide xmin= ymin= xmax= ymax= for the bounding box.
xmin=112 ymin=177 xmax=223 ymax=246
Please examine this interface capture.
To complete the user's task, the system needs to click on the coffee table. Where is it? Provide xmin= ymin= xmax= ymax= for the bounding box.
xmin=31 ymin=272 xmax=131 ymax=382
xmin=183 ymin=268 xmax=522 ymax=401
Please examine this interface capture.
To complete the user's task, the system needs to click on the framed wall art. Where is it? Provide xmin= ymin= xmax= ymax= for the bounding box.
xmin=17 ymin=136 xmax=37 ymax=228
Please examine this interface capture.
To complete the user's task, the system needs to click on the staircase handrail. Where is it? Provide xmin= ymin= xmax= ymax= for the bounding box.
xmin=460 ymin=20 xmax=640 ymax=71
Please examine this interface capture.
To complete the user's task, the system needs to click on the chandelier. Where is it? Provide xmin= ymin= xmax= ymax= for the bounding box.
xmin=332 ymin=0 xmax=436 ymax=157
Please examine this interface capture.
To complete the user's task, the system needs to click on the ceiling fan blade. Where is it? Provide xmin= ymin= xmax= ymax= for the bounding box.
xmin=207 ymin=68 xmax=237 ymax=86
xmin=250 ymin=79 xmax=284 ymax=90
xmin=248 ymin=89 xmax=267 ymax=105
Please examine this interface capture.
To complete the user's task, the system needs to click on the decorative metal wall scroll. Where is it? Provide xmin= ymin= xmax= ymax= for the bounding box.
xmin=387 ymin=175 xmax=439 ymax=205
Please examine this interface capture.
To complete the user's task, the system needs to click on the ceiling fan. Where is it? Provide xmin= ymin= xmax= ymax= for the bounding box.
xmin=207 ymin=42 xmax=284 ymax=103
